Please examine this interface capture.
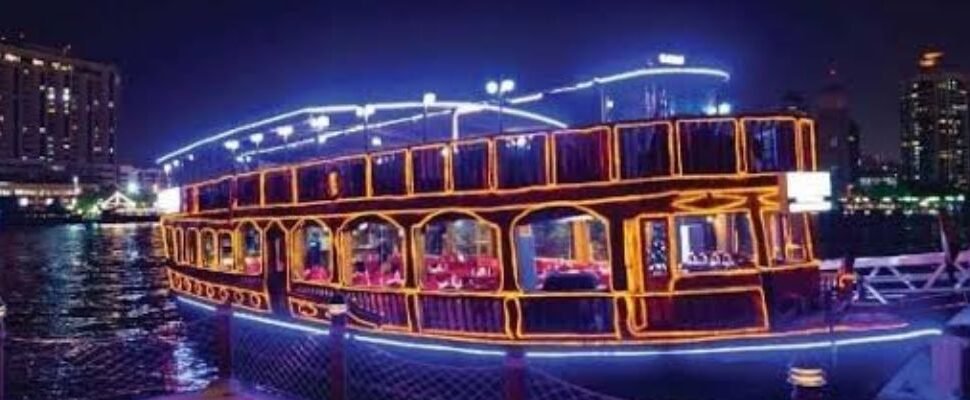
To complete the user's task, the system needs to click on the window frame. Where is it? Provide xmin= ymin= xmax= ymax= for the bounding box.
xmin=413 ymin=211 xmax=503 ymax=293
xmin=671 ymin=210 xmax=759 ymax=274
xmin=290 ymin=219 xmax=337 ymax=286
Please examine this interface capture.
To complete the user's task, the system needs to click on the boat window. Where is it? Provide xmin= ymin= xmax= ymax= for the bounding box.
xmin=497 ymin=135 xmax=548 ymax=189
xmin=640 ymin=218 xmax=670 ymax=278
xmin=799 ymin=120 xmax=815 ymax=170
xmin=766 ymin=212 xmax=810 ymax=265
xmin=412 ymin=146 xmax=447 ymax=193
xmin=332 ymin=158 xmax=367 ymax=198
xmin=618 ymin=123 xmax=672 ymax=179
xmin=292 ymin=222 xmax=333 ymax=284
xmin=371 ymin=152 xmax=406 ymax=196
xmin=745 ymin=119 xmax=797 ymax=173
xmin=264 ymin=170 xmax=293 ymax=204
xmin=453 ymin=142 xmax=490 ymax=191
xmin=675 ymin=212 xmax=754 ymax=273
xmin=554 ymin=128 xmax=610 ymax=184
xmin=296 ymin=163 xmax=327 ymax=202
xmin=199 ymin=180 xmax=231 ymax=211
xmin=236 ymin=175 xmax=261 ymax=206
xmin=679 ymin=120 xmax=738 ymax=174
xmin=239 ymin=224 xmax=262 ymax=274
xmin=218 ymin=232 xmax=234 ymax=270
xmin=514 ymin=209 xmax=610 ymax=292
xmin=344 ymin=219 xmax=405 ymax=288
xmin=202 ymin=230 xmax=217 ymax=268
xmin=418 ymin=216 xmax=500 ymax=291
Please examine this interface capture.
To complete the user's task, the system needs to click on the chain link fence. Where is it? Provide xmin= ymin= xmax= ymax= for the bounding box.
xmin=1 ymin=302 xmax=624 ymax=400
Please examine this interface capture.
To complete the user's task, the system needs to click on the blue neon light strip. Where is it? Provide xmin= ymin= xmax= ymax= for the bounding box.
xmin=175 ymin=296 xmax=940 ymax=359
xmin=176 ymin=296 xmax=330 ymax=335
xmin=525 ymin=328 xmax=942 ymax=359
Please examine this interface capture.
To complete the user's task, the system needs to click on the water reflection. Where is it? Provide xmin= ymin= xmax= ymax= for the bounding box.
xmin=0 ymin=223 xmax=215 ymax=399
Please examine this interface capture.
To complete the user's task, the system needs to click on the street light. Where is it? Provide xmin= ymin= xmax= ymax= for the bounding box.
xmin=275 ymin=125 xmax=295 ymax=163
xmin=309 ymin=115 xmax=331 ymax=131
xmin=486 ymin=78 xmax=515 ymax=133
xmin=249 ymin=133 xmax=264 ymax=169
xmin=422 ymin=92 xmax=436 ymax=143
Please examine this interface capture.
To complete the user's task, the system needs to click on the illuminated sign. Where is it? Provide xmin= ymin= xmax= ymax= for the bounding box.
xmin=782 ymin=172 xmax=832 ymax=213
xmin=156 ymin=187 xmax=182 ymax=214
xmin=658 ymin=53 xmax=686 ymax=66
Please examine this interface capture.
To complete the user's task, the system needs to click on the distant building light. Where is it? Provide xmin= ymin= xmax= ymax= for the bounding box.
xmin=126 ymin=181 xmax=140 ymax=195
xmin=370 ymin=136 xmax=383 ymax=147
xmin=717 ymin=102 xmax=732 ymax=115
xmin=658 ymin=53 xmax=686 ymax=66
xmin=17 ymin=197 xmax=29 ymax=207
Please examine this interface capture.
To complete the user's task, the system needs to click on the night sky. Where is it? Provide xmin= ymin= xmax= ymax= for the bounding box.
xmin=2 ymin=0 xmax=969 ymax=165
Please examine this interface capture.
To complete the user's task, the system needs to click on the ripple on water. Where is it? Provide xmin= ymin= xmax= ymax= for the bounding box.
xmin=0 ymin=223 xmax=216 ymax=399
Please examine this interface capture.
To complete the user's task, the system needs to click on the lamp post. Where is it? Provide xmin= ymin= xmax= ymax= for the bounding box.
xmin=486 ymin=79 xmax=515 ymax=134
xmin=357 ymin=105 xmax=375 ymax=152
xmin=422 ymin=92 xmax=436 ymax=143
xmin=275 ymin=125 xmax=294 ymax=163
xmin=249 ymin=132 xmax=264 ymax=170
xmin=224 ymin=139 xmax=240 ymax=174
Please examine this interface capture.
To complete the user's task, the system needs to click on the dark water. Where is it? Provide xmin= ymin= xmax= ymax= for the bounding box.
xmin=0 ymin=223 xmax=215 ymax=400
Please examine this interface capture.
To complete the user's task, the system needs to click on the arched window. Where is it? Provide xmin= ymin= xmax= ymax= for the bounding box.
xmin=417 ymin=214 xmax=500 ymax=291
xmin=202 ymin=230 xmax=217 ymax=268
xmin=186 ymin=229 xmax=200 ymax=266
xmin=293 ymin=221 xmax=333 ymax=283
xmin=342 ymin=217 xmax=405 ymax=288
xmin=513 ymin=208 xmax=610 ymax=292
xmin=238 ymin=223 xmax=262 ymax=274
xmin=218 ymin=232 xmax=234 ymax=270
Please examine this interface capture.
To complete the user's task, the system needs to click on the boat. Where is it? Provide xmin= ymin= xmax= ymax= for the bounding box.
xmin=158 ymin=98 xmax=936 ymax=345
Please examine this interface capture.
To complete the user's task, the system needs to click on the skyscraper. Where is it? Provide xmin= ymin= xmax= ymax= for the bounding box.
xmin=0 ymin=40 xmax=120 ymax=185
xmin=814 ymin=70 xmax=861 ymax=195
xmin=900 ymin=51 xmax=969 ymax=191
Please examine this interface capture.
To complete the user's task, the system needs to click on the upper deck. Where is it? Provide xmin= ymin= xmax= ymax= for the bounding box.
xmin=174 ymin=114 xmax=816 ymax=217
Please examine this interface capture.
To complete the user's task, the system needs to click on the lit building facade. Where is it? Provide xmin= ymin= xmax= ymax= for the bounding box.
xmin=900 ymin=51 xmax=969 ymax=191
xmin=0 ymin=41 xmax=121 ymax=186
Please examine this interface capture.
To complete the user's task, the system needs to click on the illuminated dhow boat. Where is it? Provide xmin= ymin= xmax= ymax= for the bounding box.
xmin=158 ymin=104 xmax=907 ymax=346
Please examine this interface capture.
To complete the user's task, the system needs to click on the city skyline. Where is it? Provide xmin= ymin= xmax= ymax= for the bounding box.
xmin=2 ymin=0 xmax=969 ymax=165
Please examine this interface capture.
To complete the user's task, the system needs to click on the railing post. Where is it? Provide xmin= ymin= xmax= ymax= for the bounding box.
xmin=788 ymin=362 xmax=825 ymax=400
xmin=215 ymin=299 xmax=233 ymax=381
xmin=0 ymin=299 xmax=7 ymax=400
xmin=329 ymin=295 xmax=348 ymax=400
xmin=504 ymin=347 xmax=525 ymax=400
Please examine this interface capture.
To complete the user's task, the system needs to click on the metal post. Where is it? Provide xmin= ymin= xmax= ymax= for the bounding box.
xmin=504 ymin=347 xmax=525 ymax=400
xmin=329 ymin=295 xmax=348 ymax=400
xmin=0 ymin=299 xmax=6 ymax=400
xmin=216 ymin=300 xmax=233 ymax=381
xmin=788 ymin=364 xmax=825 ymax=400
